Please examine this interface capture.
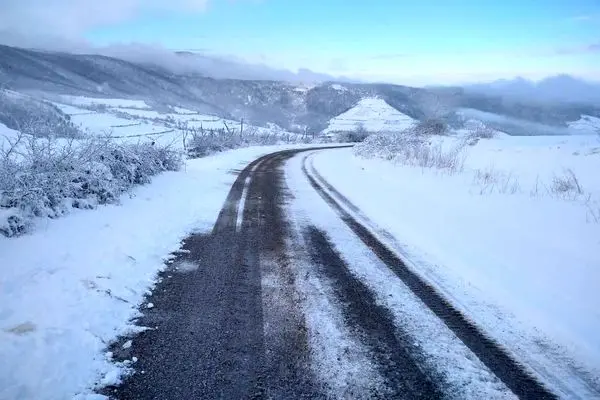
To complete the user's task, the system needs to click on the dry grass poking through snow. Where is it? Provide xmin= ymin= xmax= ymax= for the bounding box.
xmin=355 ymin=121 xmax=600 ymax=223
xmin=354 ymin=124 xmax=467 ymax=175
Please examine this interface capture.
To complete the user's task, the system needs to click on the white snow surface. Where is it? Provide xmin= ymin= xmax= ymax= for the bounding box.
xmin=0 ymin=121 xmax=20 ymax=140
xmin=286 ymin=154 xmax=514 ymax=398
xmin=0 ymin=144 xmax=325 ymax=400
xmin=311 ymin=136 xmax=600 ymax=397
xmin=323 ymin=98 xmax=415 ymax=134
xmin=53 ymin=100 xmax=294 ymax=149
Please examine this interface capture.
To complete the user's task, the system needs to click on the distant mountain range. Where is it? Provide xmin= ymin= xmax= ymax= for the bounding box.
xmin=1 ymin=44 xmax=599 ymax=136
xmin=463 ymin=75 xmax=600 ymax=104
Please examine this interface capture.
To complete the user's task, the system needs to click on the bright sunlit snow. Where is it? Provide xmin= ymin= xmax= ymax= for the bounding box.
xmin=323 ymin=98 xmax=415 ymax=134
xmin=0 ymin=144 xmax=323 ymax=400
xmin=311 ymin=135 xmax=600 ymax=397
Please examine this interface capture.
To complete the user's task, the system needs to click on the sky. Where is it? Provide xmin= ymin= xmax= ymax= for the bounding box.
xmin=1 ymin=0 xmax=599 ymax=85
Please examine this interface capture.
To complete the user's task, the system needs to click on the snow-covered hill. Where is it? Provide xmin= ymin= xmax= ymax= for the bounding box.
xmin=323 ymin=98 xmax=415 ymax=134
xmin=569 ymin=115 xmax=600 ymax=134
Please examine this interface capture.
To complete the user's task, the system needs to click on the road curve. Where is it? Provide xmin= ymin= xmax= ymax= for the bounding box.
xmin=103 ymin=146 xmax=557 ymax=400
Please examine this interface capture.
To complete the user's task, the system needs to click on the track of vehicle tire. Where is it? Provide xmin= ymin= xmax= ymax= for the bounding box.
xmin=301 ymin=152 xmax=557 ymax=400
xmin=103 ymin=146 xmax=557 ymax=400
xmin=105 ymin=147 xmax=342 ymax=400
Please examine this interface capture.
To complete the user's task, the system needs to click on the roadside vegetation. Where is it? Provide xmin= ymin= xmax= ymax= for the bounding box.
xmin=0 ymin=99 xmax=318 ymax=237
xmin=0 ymin=126 xmax=182 ymax=237
xmin=354 ymin=118 xmax=599 ymax=223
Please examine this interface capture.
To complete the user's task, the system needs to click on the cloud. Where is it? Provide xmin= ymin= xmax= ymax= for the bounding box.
xmin=0 ymin=0 xmax=210 ymax=37
xmin=552 ymin=42 xmax=600 ymax=55
xmin=569 ymin=14 xmax=600 ymax=22
xmin=88 ymin=42 xmax=348 ymax=83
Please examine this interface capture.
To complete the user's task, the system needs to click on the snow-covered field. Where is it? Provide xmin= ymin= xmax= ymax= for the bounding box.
xmin=0 ymin=143 xmax=326 ymax=400
xmin=312 ymin=134 xmax=600 ymax=397
xmin=52 ymin=95 xmax=295 ymax=149
xmin=323 ymin=97 xmax=415 ymax=134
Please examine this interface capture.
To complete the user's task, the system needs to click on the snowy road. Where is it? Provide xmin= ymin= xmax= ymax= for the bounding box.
xmin=110 ymin=147 xmax=569 ymax=399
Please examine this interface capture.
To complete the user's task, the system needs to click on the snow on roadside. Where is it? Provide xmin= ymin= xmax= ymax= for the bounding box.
xmin=285 ymin=154 xmax=514 ymax=399
xmin=0 ymin=144 xmax=319 ymax=400
xmin=311 ymin=140 xmax=600 ymax=397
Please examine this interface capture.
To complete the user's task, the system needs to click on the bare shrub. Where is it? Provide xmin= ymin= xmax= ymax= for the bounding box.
xmin=336 ymin=123 xmax=370 ymax=143
xmin=473 ymin=166 xmax=521 ymax=195
xmin=550 ymin=169 xmax=583 ymax=200
xmin=179 ymin=121 xmax=303 ymax=158
xmin=464 ymin=120 xmax=496 ymax=146
xmin=413 ymin=119 xmax=448 ymax=136
xmin=354 ymin=130 xmax=465 ymax=174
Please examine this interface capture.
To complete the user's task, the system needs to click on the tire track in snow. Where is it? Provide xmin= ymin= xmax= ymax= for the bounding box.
xmin=304 ymin=225 xmax=442 ymax=399
xmin=302 ymin=152 xmax=557 ymax=400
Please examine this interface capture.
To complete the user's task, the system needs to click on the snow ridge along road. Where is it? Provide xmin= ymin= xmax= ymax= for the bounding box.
xmin=301 ymin=152 xmax=556 ymax=399
xmin=109 ymin=146 xmax=557 ymax=399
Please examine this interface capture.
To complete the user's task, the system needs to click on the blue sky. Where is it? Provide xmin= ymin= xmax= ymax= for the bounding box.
xmin=5 ymin=0 xmax=600 ymax=84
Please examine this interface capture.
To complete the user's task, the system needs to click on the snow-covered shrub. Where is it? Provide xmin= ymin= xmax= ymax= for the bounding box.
xmin=335 ymin=123 xmax=370 ymax=143
xmin=354 ymin=125 xmax=465 ymax=173
xmin=0 ymin=132 xmax=182 ymax=237
xmin=0 ymin=208 xmax=28 ymax=237
xmin=413 ymin=119 xmax=449 ymax=136
xmin=180 ymin=122 xmax=300 ymax=158
xmin=464 ymin=120 xmax=496 ymax=145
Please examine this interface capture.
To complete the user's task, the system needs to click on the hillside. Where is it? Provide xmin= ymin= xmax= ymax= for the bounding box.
xmin=3 ymin=44 xmax=600 ymax=136
xmin=323 ymin=98 xmax=415 ymax=133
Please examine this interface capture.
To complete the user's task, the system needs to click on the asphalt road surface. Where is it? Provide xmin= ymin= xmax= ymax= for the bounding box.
xmin=104 ymin=147 xmax=557 ymax=400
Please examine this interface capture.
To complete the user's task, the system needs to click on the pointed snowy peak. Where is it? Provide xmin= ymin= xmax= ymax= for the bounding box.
xmin=323 ymin=98 xmax=415 ymax=133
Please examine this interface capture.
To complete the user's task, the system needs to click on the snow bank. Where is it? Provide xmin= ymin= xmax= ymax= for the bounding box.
xmin=312 ymin=136 xmax=600 ymax=396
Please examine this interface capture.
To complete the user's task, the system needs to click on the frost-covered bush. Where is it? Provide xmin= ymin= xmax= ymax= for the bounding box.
xmin=334 ymin=123 xmax=370 ymax=143
xmin=180 ymin=122 xmax=300 ymax=158
xmin=354 ymin=127 xmax=465 ymax=173
xmin=413 ymin=118 xmax=448 ymax=136
xmin=464 ymin=120 xmax=496 ymax=145
xmin=0 ymin=132 xmax=182 ymax=237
